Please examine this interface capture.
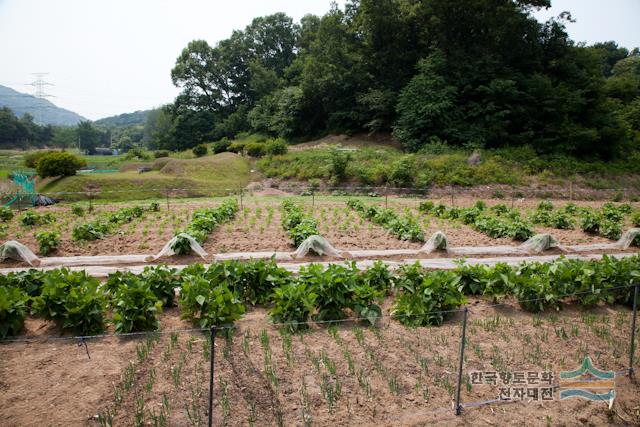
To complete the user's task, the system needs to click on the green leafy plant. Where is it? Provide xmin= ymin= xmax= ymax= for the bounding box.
xmin=600 ymin=220 xmax=622 ymax=240
xmin=0 ymin=207 xmax=14 ymax=222
xmin=172 ymin=199 xmax=238 ymax=254
xmin=580 ymin=210 xmax=601 ymax=233
xmin=269 ymin=282 xmax=317 ymax=332
xmin=112 ymin=278 xmax=162 ymax=333
xmin=32 ymin=268 xmax=107 ymax=335
xmin=35 ymin=231 xmax=60 ymax=256
xmin=180 ymin=276 xmax=245 ymax=328
xmin=19 ymin=210 xmax=55 ymax=227
xmin=71 ymin=205 xmax=85 ymax=216
xmin=0 ymin=286 xmax=29 ymax=339
xmin=392 ymin=267 xmax=466 ymax=326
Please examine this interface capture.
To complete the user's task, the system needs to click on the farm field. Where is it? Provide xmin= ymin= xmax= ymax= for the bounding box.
xmin=0 ymin=195 xmax=638 ymax=264
xmin=2 ymin=296 xmax=639 ymax=426
xmin=1 ymin=195 xmax=640 ymax=426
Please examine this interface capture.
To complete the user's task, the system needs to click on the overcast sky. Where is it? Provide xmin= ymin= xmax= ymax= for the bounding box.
xmin=0 ymin=0 xmax=638 ymax=121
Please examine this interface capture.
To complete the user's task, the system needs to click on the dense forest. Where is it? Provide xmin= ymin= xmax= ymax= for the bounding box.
xmin=144 ymin=0 xmax=639 ymax=158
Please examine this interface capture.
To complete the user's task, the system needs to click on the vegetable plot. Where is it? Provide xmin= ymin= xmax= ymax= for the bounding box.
xmin=347 ymin=199 xmax=424 ymax=242
xmin=421 ymin=201 xmax=534 ymax=241
xmin=72 ymin=205 xmax=153 ymax=241
xmin=170 ymin=198 xmax=238 ymax=255
xmin=281 ymin=199 xmax=319 ymax=246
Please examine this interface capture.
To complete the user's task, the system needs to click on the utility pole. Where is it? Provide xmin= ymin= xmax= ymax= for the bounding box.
xmin=25 ymin=72 xmax=54 ymax=125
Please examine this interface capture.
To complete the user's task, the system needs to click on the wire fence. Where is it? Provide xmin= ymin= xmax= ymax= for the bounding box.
xmin=1 ymin=284 xmax=638 ymax=426
xmin=2 ymin=181 xmax=640 ymax=209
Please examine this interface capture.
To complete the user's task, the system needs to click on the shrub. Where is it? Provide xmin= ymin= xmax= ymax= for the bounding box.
xmin=329 ymin=148 xmax=351 ymax=181
xmin=0 ymin=286 xmax=29 ymax=339
xmin=180 ymin=277 xmax=245 ymax=328
xmin=35 ymin=151 xmax=86 ymax=178
xmin=32 ymin=268 xmax=107 ymax=335
xmin=24 ymin=150 xmax=55 ymax=168
xmin=246 ymin=142 xmax=266 ymax=157
xmin=269 ymin=282 xmax=317 ymax=332
xmin=227 ymin=141 xmax=247 ymax=153
xmin=0 ymin=207 xmax=13 ymax=221
xmin=154 ymin=150 xmax=170 ymax=158
xmin=35 ymin=231 xmax=60 ymax=256
xmin=549 ymin=211 xmax=575 ymax=230
xmin=192 ymin=144 xmax=208 ymax=157
xmin=112 ymin=278 xmax=162 ymax=333
xmin=265 ymin=138 xmax=288 ymax=155
xmin=632 ymin=211 xmax=640 ymax=227
xmin=418 ymin=201 xmax=434 ymax=213
xmin=391 ymin=268 xmax=466 ymax=326
xmin=213 ymin=138 xmax=231 ymax=154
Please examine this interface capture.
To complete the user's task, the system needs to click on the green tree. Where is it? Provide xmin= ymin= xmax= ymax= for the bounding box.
xmin=35 ymin=151 xmax=86 ymax=178
xmin=76 ymin=121 xmax=100 ymax=154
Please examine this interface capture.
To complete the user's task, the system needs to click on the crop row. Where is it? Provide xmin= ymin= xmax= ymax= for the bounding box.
xmin=420 ymin=201 xmax=534 ymax=241
xmin=530 ymin=201 xmax=637 ymax=240
xmin=281 ymin=200 xmax=319 ymax=246
xmin=171 ymin=198 xmax=238 ymax=255
xmin=2 ymin=254 xmax=638 ymax=340
xmin=71 ymin=204 xmax=159 ymax=241
xmin=347 ymin=200 xmax=424 ymax=242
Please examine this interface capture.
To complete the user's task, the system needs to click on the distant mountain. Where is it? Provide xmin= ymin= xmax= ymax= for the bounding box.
xmin=95 ymin=110 xmax=151 ymax=128
xmin=0 ymin=84 xmax=86 ymax=126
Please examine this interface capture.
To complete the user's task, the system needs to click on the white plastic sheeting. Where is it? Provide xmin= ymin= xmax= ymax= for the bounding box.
xmin=148 ymin=233 xmax=208 ymax=261
xmin=215 ymin=252 xmax=293 ymax=262
xmin=291 ymin=235 xmax=343 ymax=259
xmin=0 ymin=241 xmax=40 ymax=266
xmin=568 ymin=228 xmax=640 ymax=252
xmin=419 ymin=231 xmax=448 ymax=253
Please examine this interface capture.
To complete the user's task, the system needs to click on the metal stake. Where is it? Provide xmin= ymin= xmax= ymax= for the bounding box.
xmin=166 ymin=189 xmax=170 ymax=210
xmin=239 ymin=189 xmax=243 ymax=211
xmin=455 ymin=307 xmax=468 ymax=415
xmin=208 ymin=326 xmax=217 ymax=427
xmin=385 ymin=184 xmax=388 ymax=209
xmin=630 ymin=284 xmax=639 ymax=379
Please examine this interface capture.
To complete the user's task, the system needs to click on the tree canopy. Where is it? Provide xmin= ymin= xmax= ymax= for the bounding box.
xmin=150 ymin=0 xmax=639 ymax=158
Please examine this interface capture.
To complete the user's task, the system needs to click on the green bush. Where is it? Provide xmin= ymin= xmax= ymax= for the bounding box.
xmin=35 ymin=231 xmax=60 ymax=256
xmin=180 ymin=276 xmax=245 ymax=328
xmin=213 ymin=138 xmax=231 ymax=154
xmin=0 ymin=207 xmax=13 ymax=221
xmin=632 ymin=211 xmax=640 ymax=227
xmin=269 ymin=282 xmax=317 ymax=332
xmin=329 ymin=148 xmax=350 ymax=181
xmin=391 ymin=268 xmax=466 ymax=326
xmin=246 ymin=142 xmax=266 ymax=157
xmin=154 ymin=150 xmax=170 ymax=158
xmin=289 ymin=218 xmax=319 ymax=246
xmin=192 ymin=144 xmax=208 ymax=157
xmin=0 ymin=286 xmax=29 ymax=339
xmin=32 ymin=268 xmax=107 ymax=335
xmin=112 ymin=278 xmax=162 ymax=333
xmin=227 ymin=141 xmax=247 ymax=153
xmin=24 ymin=150 xmax=56 ymax=168
xmin=35 ymin=151 xmax=86 ymax=178
xmin=1 ymin=269 xmax=46 ymax=298
xmin=265 ymin=138 xmax=288 ymax=155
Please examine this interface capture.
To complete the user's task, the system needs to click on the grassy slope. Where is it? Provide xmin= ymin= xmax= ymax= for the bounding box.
xmin=39 ymin=152 xmax=251 ymax=202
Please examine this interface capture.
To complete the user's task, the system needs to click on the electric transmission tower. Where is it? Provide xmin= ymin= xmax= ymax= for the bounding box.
xmin=26 ymin=72 xmax=54 ymax=124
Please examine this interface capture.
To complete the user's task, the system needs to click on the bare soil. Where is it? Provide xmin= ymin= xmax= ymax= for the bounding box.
xmin=1 ymin=300 xmax=638 ymax=426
